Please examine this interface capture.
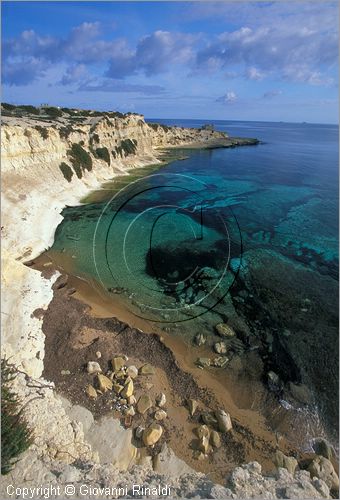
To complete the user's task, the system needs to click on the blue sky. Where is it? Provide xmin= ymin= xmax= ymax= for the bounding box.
xmin=2 ymin=1 xmax=338 ymax=123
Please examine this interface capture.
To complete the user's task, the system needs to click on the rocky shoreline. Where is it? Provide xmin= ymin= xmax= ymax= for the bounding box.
xmin=1 ymin=105 xmax=338 ymax=498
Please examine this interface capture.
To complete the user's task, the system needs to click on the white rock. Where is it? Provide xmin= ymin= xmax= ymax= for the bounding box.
xmin=127 ymin=365 xmax=138 ymax=379
xmin=156 ymin=393 xmax=166 ymax=407
xmin=87 ymin=361 xmax=102 ymax=374
xmin=215 ymin=409 xmax=232 ymax=433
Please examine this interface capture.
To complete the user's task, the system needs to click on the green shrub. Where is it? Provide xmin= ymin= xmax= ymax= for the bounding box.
xmin=34 ymin=125 xmax=49 ymax=140
xmin=18 ymin=105 xmax=40 ymax=115
xmin=1 ymin=360 xmax=32 ymax=475
xmin=68 ymin=143 xmax=92 ymax=172
xmin=95 ymin=147 xmax=110 ymax=165
xmin=44 ymin=107 xmax=63 ymax=118
xmin=59 ymin=126 xmax=73 ymax=139
xmin=2 ymin=103 xmax=16 ymax=111
xmin=120 ymin=139 xmax=137 ymax=156
xmin=148 ymin=123 xmax=159 ymax=131
xmin=72 ymin=163 xmax=83 ymax=179
xmin=59 ymin=162 xmax=73 ymax=182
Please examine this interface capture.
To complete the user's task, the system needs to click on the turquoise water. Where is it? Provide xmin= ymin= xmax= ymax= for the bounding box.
xmin=51 ymin=120 xmax=338 ymax=444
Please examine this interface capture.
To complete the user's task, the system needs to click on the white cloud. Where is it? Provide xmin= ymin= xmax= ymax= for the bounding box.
xmin=216 ymin=91 xmax=238 ymax=104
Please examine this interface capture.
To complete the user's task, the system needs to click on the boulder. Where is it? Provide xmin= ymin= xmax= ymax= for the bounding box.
xmin=267 ymin=371 xmax=282 ymax=392
xmin=86 ymin=385 xmax=97 ymax=399
xmin=210 ymin=430 xmax=221 ymax=448
xmin=288 ymin=382 xmax=312 ymax=405
xmin=193 ymin=450 xmax=206 ymax=460
xmin=215 ymin=323 xmax=236 ymax=338
xmin=215 ymin=409 xmax=232 ymax=433
xmin=194 ymin=333 xmax=206 ymax=346
xmin=143 ymin=423 xmax=163 ymax=446
xmin=275 ymin=450 xmax=298 ymax=475
xmin=308 ymin=455 xmax=339 ymax=492
xmin=113 ymin=383 xmax=124 ymax=394
xmin=126 ymin=365 xmax=138 ymax=379
xmin=87 ymin=361 xmax=102 ymax=374
xmin=196 ymin=357 xmax=211 ymax=369
xmin=95 ymin=351 xmax=102 ymax=359
xmin=202 ymin=412 xmax=218 ymax=427
xmin=195 ymin=425 xmax=210 ymax=439
xmin=187 ymin=398 xmax=198 ymax=416
xmin=128 ymin=395 xmax=136 ymax=405
xmin=135 ymin=426 xmax=144 ymax=439
xmin=137 ymin=394 xmax=153 ymax=414
xmin=97 ymin=374 xmax=113 ymax=392
xmin=198 ymin=436 xmax=210 ymax=454
xmin=139 ymin=363 xmax=155 ymax=376
xmin=126 ymin=406 xmax=135 ymax=416
xmin=154 ymin=410 xmax=167 ymax=421
xmin=212 ymin=356 xmax=229 ymax=368
xmin=312 ymin=438 xmax=334 ymax=460
xmin=111 ymin=357 xmax=125 ymax=372
xmin=214 ymin=341 xmax=227 ymax=354
xmin=156 ymin=393 xmax=166 ymax=408
xmin=153 ymin=443 xmax=194 ymax=475
xmin=121 ymin=379 xmax=134 ymax=398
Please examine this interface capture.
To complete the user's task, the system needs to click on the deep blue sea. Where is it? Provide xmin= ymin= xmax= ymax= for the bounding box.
xmin=50 ymin=119 xmax=339 ymax=446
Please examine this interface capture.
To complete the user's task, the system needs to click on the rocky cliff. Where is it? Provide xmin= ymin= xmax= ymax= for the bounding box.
xmin=1 ymin=111 xmax=234 ymax=376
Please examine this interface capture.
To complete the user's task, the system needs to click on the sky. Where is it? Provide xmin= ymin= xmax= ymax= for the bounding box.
xmin=2 ymin=1 xmax=339 ymax=123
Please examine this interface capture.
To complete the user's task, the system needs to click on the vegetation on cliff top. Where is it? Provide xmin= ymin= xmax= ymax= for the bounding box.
xmin=1 ymin=360 xmax=32 ymax=475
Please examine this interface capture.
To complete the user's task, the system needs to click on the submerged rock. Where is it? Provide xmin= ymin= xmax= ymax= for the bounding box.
xmin=267 ymin=371 xmax=282 ymax=392
xmin=212 ymin=356 xmax=229 ymax=368
xmin=214 ymin=341 xmax=227 ymax=354
xmin=196 ymin=357 xmax=211 ymax=369
xmin=288 ymin=382 xmax=312 ymax=405
xmin=194 ymin=333 xmax=206 ymax=346
xmin=215 ymin=323 xmax=236 ymax=338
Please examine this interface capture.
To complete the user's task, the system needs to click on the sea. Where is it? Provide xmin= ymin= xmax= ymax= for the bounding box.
xmin=49 ymin=119 xmax=339 ymax=449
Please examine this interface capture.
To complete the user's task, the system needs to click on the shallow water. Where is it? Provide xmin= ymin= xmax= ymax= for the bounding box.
xmin=50 ymin=119 xmax=339 ymax=447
